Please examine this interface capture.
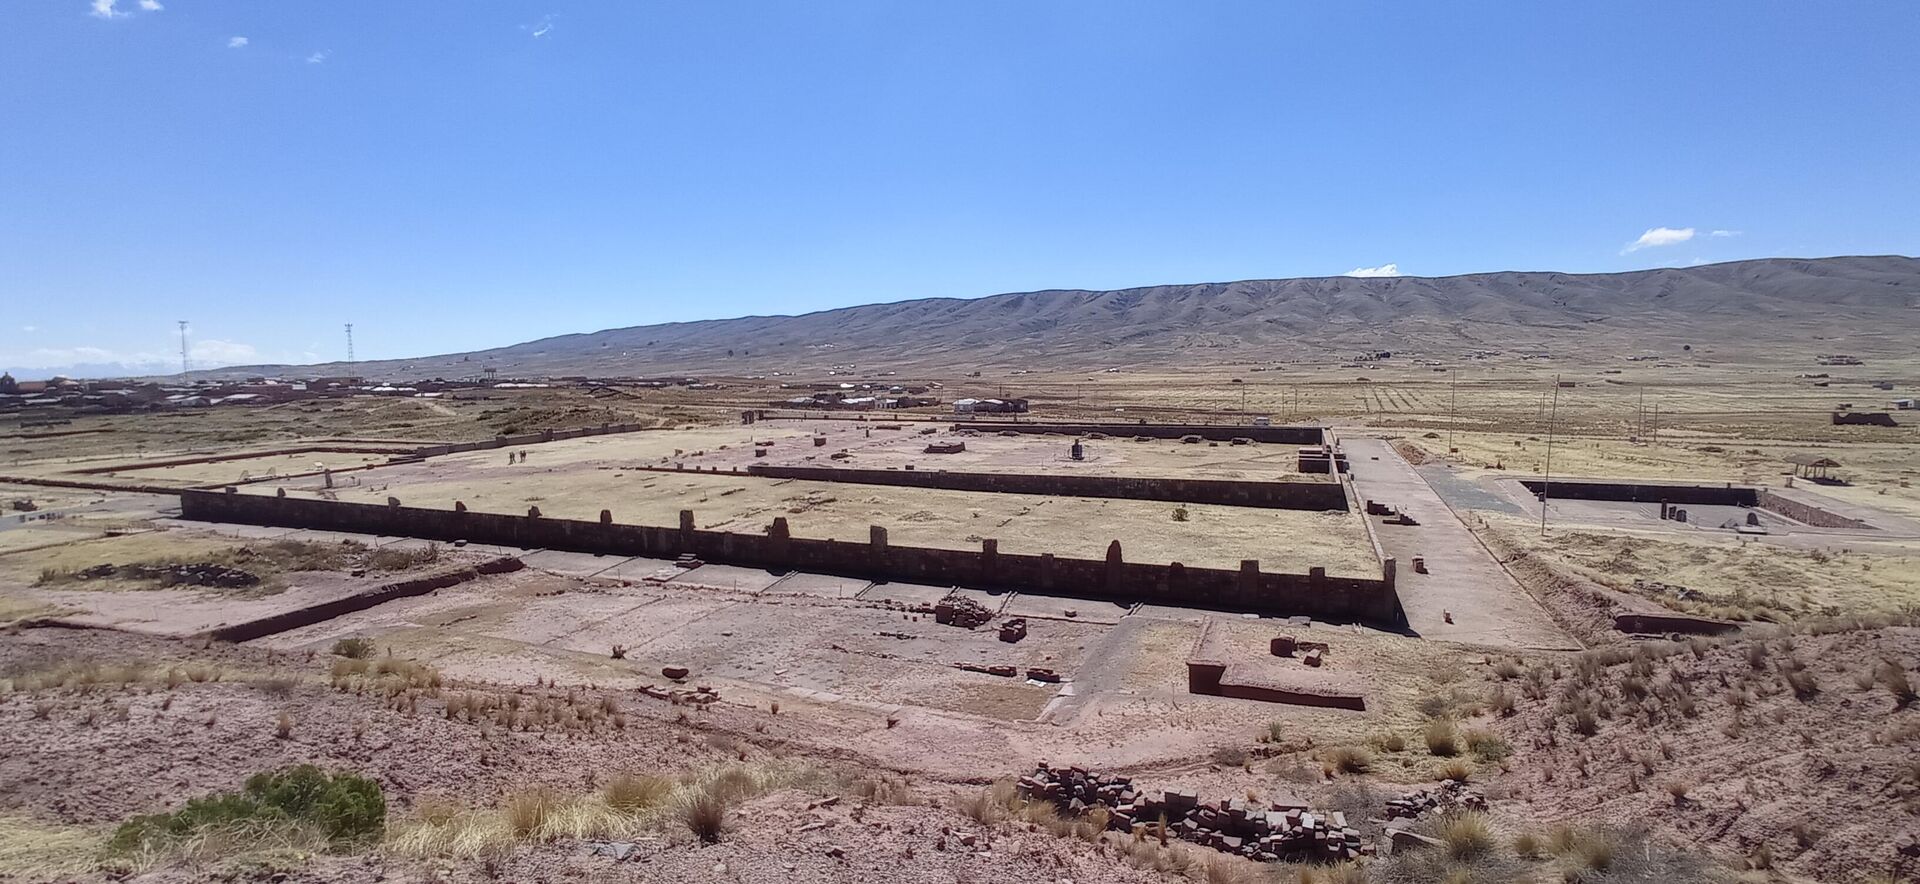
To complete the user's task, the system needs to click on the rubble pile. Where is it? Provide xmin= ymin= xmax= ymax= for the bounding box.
xmin=1017 ymin=764 xmax=1371 ymax=862
xmin=73 ymin=562 xmax=260 ymax=589
xmin=934 ymin=594 xmax=994 ymax=628
xmin=1632 ymin=578 xmax=1706 ymax=603
xmin=1383 ymin=779 xmax=1487 ymax=819
xmin=638 ymin=683 xmax=720 ymax=707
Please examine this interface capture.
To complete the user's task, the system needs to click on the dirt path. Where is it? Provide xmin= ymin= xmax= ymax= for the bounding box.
xmin=1342 ymin=436 xmax=1578 ymax=650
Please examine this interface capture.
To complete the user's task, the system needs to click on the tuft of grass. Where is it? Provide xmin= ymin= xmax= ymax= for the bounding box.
xmin=331 ymin=638 xmax=375 ymax=659
xmin=960 ymin=780 xmax=1021 ymax=824
xmin=1424 ymin=719 xmax=1460 ymax=756
xmin=503 ymin=788 xmax=559 ymax=838
xmin=1880 ymin=661 xmax=1916 ymax=707
xmin=681 ymin=792 xmax=725 ymax=843
xmin=1437 ymin=811 xmax=1493 ymax=860
xmin=273 ymin=711 xmax=293 ymax=740
xmin=602 ymin=773 xmax=673 ymax=813
xmin=1436 ymin=759 xmax=1473 ymax=782
xmin=1513 ymin=832 xmax=1542 ymax=858
xmin=1323 ymin=746 xmax=1373 ymax=774
xmin=1463 ymin=729 xmax=1510 ymax=762
xmin=1782 ymin=665 xmax=1820 ymax=700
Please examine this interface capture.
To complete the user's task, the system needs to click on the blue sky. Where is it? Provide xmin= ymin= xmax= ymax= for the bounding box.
xmin=3 ymin=2 xmax=1917 ymax=376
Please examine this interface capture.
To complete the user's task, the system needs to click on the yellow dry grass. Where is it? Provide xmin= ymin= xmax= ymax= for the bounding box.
xmin=0 ymin=815 xmax=108 ymax=879
xmin=385 ymin=761 xmax=810 ymax=859
xmin=1485 ymin=514 xmax=1920 ymax=618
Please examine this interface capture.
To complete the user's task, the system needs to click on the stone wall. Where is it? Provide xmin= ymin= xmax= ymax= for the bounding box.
xmin=955 ymin=422 xmax=1327 ymax=445
xmin=1755 ymin=490 xmax=1872 ymax=529
xmin=1519 ymin=479 xmax=1869 ymax=529
xmin=1518 ymin=478 xmax=1758 ymax=506
xmin=739 ymin=465 xmax=1349 ymax=511
xmin=180 ymin=490 xmax=1403 ymax=625
xmin=406 ymin=423 xmax=652 ymax=458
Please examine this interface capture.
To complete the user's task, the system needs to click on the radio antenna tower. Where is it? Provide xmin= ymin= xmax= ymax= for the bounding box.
xmin=177 ymin=320 xmax=190 ymax=376
xmin=344 ymin=323 xmax=355 ymax=378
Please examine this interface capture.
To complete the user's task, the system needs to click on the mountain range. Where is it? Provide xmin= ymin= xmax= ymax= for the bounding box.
xmin=45 ymin=255 xmax=1920 ymax=381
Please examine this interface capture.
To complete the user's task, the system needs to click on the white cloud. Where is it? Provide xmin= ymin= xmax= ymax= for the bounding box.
xmin=89 ymin=0 xmax=125 ymax=19
xmin=138 ymin=0 xmax=163 ymax=10
xmin=228 ymin=36 xmax=249 ymax=49
xmin=306 ymin=50 xmax=330 ymax=64
xmin=1621 ymin=226 xmax=1695 ymax=254
xmin=524 ymin=14 xmax=556 ymax=38
xmin=11 ymin=339 xmax=258 ymax=372
xmin=20 ymin=325 xmax=37 ymax=333
xmin=1344 ymin=263 xmax=1401 ymax=278
xmin=1709 ymin=229 xmax=1741 ymax=238
xmin=190 ymin=339 xmax=259 ymax=365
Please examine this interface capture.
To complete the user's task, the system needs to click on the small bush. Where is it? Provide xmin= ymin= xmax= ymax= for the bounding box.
xmin=1171 ymin=506 xmax=1190 ymax=522
xmin=1424 ymin=720 xmax=1460 ymax=756
xmin=109 ymin=765 xmax=384 ymax=853
xmin=1783 ymin=666 xmax=1820 ymax=700
xmin=1880 ymin=661 xmax=1916 ymax=706
xmin=1464 ymin=729 xmax=1510 ymax=762
xmin=1513 ymin=832 xmax=1542 ymax=858
xmin=1571 ymin=708 xmax=1599 ymax=736
xmin=1436 ymin=759 xmax=1473 ymax=782
xmin=682 ymin=792 xmax=726 ymax=843
xmin=1378 ymin=732 xmax=1407 ymax=752
xmin=331 ymin=637 xmax=375 ymax=659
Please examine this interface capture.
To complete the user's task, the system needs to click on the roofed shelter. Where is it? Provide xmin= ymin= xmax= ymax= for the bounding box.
xmin=1786 ymin=453 xmax=1841 ymax=481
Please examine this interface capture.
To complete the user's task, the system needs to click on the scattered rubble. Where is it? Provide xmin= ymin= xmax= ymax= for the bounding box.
xmin=1017 ymin=764 xmax=1371 ymax=862
xmin=1383 ymin=779 xmax=1486 ymax=820
xmin=70 ymin=561 xmax=260 ymax=589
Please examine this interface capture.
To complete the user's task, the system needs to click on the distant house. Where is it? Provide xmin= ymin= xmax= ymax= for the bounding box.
xmin=1895 ymin=399 xmax=1917 ymax=410
xmin=1832 ymin=411 xmax=1898 ymax=427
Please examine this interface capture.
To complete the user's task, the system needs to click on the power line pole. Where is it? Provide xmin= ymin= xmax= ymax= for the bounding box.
xmin=1541 ymin=375 xmax=1561 ymax=535
xmin=177 ymin=320 xmax=190 ymax=376
xmin=344 ymin=323 xmax=355 ymax=378
xmin=1447 ymin=368 xmax=1458 ymax=453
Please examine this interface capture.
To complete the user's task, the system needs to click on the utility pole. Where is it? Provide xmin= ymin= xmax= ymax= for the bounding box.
xmin=1541 ymin=375 xmax=1561 ymax=535
xmin=345 ymin=324 xmax=355 ymax=379
xmin=1447 ymin=368 xmax=1458 ymax=454
xmin=177 ymin=320 xmax=190 ymax=376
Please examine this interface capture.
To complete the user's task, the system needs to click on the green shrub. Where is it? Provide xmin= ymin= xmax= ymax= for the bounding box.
xmin=108 ymin=765 xmax=385 ymax=853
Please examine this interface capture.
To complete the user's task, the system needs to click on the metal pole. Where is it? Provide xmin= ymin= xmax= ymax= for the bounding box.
xmin=177 ymin=321 xmax=190 ymax=376
xmin=1541 ymin=375 xmax=1560 ymax=534
xmin=1447 ymin=369 xmax=1458 ymax=453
